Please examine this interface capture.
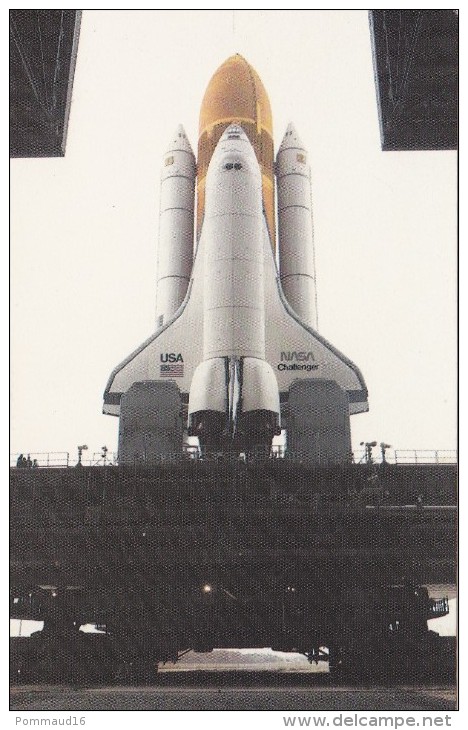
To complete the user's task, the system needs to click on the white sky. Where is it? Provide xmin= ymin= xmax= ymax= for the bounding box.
xmin=10 ymin=9 xmax=457 ymax=460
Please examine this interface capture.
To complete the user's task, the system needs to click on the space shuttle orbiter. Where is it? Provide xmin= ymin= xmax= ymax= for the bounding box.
xmin=103 ymin=55 xmax=368 ymax=458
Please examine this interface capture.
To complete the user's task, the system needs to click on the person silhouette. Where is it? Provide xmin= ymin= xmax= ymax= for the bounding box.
xmin=26 ymin=454 xmax=32 ymax=468
xmin=16 ymin=454 xmax=24 ymax=468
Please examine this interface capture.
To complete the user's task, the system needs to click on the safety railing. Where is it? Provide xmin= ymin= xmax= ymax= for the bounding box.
xmin=352 ymin=448 xmax=457 ymax=465
xmin=11 ymin=448 xmax=457 ymax=468
xmin=10 ymin=452 xmax=118 ymax=468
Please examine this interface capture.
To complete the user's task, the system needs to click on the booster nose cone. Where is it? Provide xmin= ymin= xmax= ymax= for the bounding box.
xmin=278 ymin=122 xmax=305 ymax=153
xmin=196 ymin=55 xmax=276 ymax=247
xmin=162 ymin=124 xmax=196 ymax=178
xmin=165 ymin=124 xmax=195 ymax=155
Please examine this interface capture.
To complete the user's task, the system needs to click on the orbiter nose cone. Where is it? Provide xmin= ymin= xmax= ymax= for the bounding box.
xmin=277 ymin=122 xmax=305 ymax=153
xmin=165 ymin=124 xmax=195 ymax=156
xmin=220 ymin=124 xmax=249 ymax=141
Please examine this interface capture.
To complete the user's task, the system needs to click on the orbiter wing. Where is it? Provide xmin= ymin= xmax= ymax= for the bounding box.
xmin=261 ymin=220 xmax=368 ymax=415
xmin=103 ymin=273 xmax=203 ymax=417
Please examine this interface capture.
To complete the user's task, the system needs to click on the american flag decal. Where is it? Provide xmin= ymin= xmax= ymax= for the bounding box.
xmin=160 ymin=363 xmax=184 ymax=378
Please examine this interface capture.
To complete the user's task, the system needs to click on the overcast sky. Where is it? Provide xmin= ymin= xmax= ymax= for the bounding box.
xmin=10 ymin=9 xmax=457 ymax=462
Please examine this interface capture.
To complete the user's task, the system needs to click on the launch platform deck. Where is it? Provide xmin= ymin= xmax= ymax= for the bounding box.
xmin=11 ymin=462 xmax=456 ymax=593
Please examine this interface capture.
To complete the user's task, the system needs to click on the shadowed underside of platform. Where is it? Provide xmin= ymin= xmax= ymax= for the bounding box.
xmin=11 ymin=463 xmax=456 ymax=608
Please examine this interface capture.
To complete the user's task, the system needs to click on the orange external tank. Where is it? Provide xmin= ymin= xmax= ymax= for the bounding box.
xmin=197 ymin=54 xmax=276 ymax=248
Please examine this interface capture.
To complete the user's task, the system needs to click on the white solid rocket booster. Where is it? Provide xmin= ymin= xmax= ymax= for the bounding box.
xmin=276 ymin=123 xmax=318 ymax=330
xmin=155 ymin=125 xmax=196 ymax=328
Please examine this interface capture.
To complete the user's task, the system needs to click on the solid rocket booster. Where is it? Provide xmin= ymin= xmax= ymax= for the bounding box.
xmin=188 ymin=125 xmax=280 ymax=445
xmin=155 ymin=125 xmax=196 ymax=328
xmin=277 ymin=123 xmax=318 ymax=330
